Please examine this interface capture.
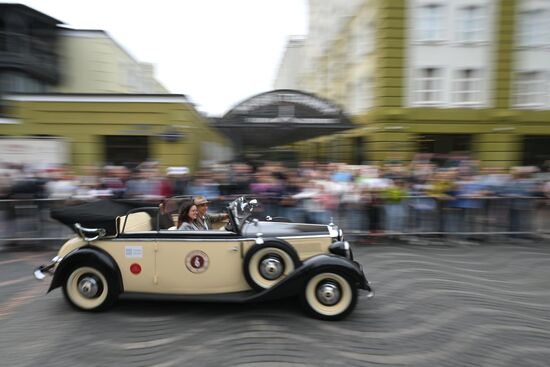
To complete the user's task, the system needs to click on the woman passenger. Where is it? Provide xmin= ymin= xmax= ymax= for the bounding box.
xmin=177 ymin=200 xmax=200 ymax=230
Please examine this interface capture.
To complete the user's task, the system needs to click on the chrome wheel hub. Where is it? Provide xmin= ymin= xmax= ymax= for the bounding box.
xmin=259 ymin=257 xmax=283 ymax=280
xmin=78 ymin=276 xmax=100 ymax=298
xmin=316 ymin=281 xmax=341 ymax=306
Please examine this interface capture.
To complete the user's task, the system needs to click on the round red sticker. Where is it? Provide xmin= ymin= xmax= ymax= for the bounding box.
xmin=130 ymin=263 xmax=141 ymax=274
xmin=186 ymin=251 xmax=209 ymax=273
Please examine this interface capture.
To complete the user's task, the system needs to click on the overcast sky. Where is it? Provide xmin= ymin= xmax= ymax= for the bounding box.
xmin=9 ymin=0 xmax=308 ymax=116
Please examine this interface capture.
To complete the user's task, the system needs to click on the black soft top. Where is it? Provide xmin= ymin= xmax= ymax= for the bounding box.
xmin=51 ymin=199 xmax=161 ymax=236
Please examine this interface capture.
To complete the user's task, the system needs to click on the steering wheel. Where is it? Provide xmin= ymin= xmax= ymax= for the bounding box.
xmin=223 ymin=208 xmax=235 ymax=232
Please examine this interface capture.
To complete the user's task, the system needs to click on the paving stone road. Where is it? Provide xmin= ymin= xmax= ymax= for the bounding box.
xmin=1 ymin=241 xmax=550 ymax=367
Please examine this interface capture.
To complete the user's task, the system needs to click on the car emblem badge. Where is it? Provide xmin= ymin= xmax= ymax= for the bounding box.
xmin=186 ymin=251 xmax=209 ymax=273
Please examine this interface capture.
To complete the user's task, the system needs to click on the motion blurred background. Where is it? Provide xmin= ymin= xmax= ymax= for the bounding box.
xmin=0 ymin=0 xmax=549 ymax=244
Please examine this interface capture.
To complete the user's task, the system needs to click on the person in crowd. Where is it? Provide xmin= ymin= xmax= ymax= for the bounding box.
xmin=223 ymin=163 xmax=252 ymax=196
xmin=160 ymin=167 xmax=189 ymax=197
xmin=177 ymin=200 xmax=200 ymax=231
xmin=357 ymin=166 xmax=391 ymax=234
xmin=187 ymin=175 xmax=220 ymax=202
xmin=250 ymin=167 xmax=284 ymax=217
xmin=340 ymin=168 xmax=364 ymax=231
xmin=5 ymin=157 xmax=548 ymax=241
xmin=278 ymin=171 xmax=305 ymax=222
xmin=0 ymin=165 xmax=15 ymax=199
xmin=383 ymin=179 xmax=409 ymax=233
xmin=446 ymin=173 xmax=487 ymax=235
xmin=99 ymin=165 xmax=127 ymax=198
xmin=157 ymin=199 xmax=176 ymax=229
xmin=503 ymin=167 xmax=538 ymax=236
xmin=193 ymin=195 xmax=228 ymax=230
xmin=45 ymin=166 xmax=79 ymax=199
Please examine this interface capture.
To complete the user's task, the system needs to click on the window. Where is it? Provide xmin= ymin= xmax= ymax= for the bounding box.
xmin=522 ymin=136 xmax=550 ymax=167
xmin=514 ymin=71 xmax=546 ymax=107
xmin=413 ymin=68 xmax=443 ymax=104
xmin=347 ymin=83 xmax=355 ymax=114
xmin=278 ymin=105 xmax=295 ymax=118
xmin=104 ymin=136 xmax=149 ymax=167
xmin=416 ymin=4 xmax=445 ymax=41
xmin=350 ymin=80 xmax=362 ymax=114
xmin=364 ymin=20 xmax=375 ymax=55
xmin=348 ymin=77 xmax=373 ymax=114
xmin=0 ymin=72 xmax=47 ymax=93
xmin=328 ymin=59 xmax=337 ymax=84
xmin=518 ymin=10 xmax=547 ymax=47
xmin=352 ymin=136 xmax=365 ymax=165
xmin=364 ymin=77 xmax=374 ymax=110
xmin=125 ymin=63 xmax=139 ymax=92
xmin=418 ymin=134 xmax=472 ymax=158
xmin=456 ymin=5 xmax=485 ymax=43
xmin=452 ymin=69 xmax=482 ymax=105
xmin=354 ymin=25 xmax=364 ymax=57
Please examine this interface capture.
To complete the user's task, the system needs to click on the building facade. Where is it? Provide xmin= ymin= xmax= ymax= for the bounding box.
xmin=1 ymin=94 xmax=230 ymax=171
xmin=0 ymin=4 xmax=62 ymax=114
xmin=273 ymin=36 xmax=306 ymax=90
xmin=275 ymin=0 xmax=550 ymax=168
xmin=0 ymin=5 xmax=230 ymax=171
xmin=0 ymin=4 xmax=167 ymax=99
xmin=54 ymin=29 xmax=168 ymax=94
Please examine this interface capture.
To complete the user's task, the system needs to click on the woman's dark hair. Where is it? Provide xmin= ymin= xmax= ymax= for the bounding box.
xmin=177 ymin=200 xmax=196 ymax=228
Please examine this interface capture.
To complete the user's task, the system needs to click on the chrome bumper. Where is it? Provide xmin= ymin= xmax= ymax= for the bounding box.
xmin=365 ymin=281 xmax=375 ymax=299
xmin=33 ymin=256 xmax=61 ymax=280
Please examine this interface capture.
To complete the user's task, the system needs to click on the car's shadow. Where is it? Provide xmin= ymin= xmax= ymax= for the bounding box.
xmin=114 ymin=295 xmax=303 ymax=319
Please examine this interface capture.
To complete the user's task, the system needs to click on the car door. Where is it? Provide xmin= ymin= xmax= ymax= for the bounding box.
xmin=154 ymin=231 xmax=250 ymax=294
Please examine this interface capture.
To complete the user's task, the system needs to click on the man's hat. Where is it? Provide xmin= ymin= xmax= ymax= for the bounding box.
xmin=193 ymin=195 xmax=209 ymax=205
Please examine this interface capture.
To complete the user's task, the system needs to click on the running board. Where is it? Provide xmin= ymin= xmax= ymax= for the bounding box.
xmin=121 ymin=290 xmax=261 ymax=303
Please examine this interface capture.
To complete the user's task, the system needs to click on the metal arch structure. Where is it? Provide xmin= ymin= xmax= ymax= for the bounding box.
xmin=213 ymin=89 xmax=355 ymax=149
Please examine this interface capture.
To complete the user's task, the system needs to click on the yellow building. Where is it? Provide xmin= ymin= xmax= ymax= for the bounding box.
xmin=1 ymin=94 xmax=231 ymax=172
xmin=54 ymin=29 xmax=168 ymax=94
xmin=0 ymin=6 xmax=231 ymax=172
xmin=276 ymin=0 xmax=550 ymax=168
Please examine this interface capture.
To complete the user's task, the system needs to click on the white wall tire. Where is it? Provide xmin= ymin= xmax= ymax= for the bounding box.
xmin=244 ymin=244 xmax=299 ymax=291
xmin=301 ymin=272 xmax=357 ymax=321
xmin=63 ymin=265 xmax=117 ymax=311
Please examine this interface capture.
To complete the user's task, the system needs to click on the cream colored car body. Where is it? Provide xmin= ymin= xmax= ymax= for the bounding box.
xmin=55 ymin=212 xmax=332 ymax=295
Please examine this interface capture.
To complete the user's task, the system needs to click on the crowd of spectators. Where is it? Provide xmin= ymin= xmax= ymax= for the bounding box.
xmin=1 ymin=154 xmax=549 ymax=235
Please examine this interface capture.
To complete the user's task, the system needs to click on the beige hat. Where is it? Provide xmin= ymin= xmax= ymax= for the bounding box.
xmin=193 ymin=195 xmax=209 ymax=205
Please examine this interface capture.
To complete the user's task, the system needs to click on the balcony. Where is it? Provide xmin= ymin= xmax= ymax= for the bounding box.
xmin=0 ymin=31 xmax=59 ymax=83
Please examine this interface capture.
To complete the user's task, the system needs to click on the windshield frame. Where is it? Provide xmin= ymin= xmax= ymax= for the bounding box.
xmin=226 ymin=197 xmax=256 ymax=234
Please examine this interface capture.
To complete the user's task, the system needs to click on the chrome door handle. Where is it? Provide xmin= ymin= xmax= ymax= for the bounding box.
xmin=228 ymin=247 xmax=239 ymax=252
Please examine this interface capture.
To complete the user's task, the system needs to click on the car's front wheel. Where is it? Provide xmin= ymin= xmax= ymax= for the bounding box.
xmin=301 ymin=271 xmax=357 ymax=321
xmin=244 ymin=242 xmax=300 ymax=291
xmin=63 ymin=265 xmax=118 ymax=311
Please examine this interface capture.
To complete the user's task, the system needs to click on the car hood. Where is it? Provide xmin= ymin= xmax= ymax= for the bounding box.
xmin=241 ymin=221 xmax=330 ymax=237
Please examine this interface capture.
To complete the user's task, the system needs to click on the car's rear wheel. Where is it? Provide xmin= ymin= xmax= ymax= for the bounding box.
xmin=244 ymin=243 xmax=300 ymax=291
xmin=63 ymin=265 xmax=118 ymax=311
xmin=301 ymin=272 xmax=357 ymax=321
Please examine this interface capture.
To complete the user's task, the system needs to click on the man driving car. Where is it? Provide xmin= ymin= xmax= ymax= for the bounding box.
xmin=193 ymin=195 xmax=228 ymax=230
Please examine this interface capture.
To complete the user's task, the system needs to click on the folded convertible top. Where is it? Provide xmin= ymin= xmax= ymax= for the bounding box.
xmin=51 ymin=200 xmax=160 ymax=236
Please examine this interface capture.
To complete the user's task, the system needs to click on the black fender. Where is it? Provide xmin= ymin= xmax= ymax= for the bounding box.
xmin=48 ymin=246 xmax=123 ymax=293
xmin=244 ymin=238 xmax=302 ymax=266
xmin=253 ymin=254 xmax=370 ymax=302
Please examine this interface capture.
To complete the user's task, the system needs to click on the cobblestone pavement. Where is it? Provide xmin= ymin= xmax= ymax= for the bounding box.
xmin=1 ymin=241 xmax=550 ymax=367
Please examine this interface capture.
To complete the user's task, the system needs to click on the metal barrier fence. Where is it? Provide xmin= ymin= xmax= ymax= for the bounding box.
xmin=1 ymin=196 xmax=549 ymax=246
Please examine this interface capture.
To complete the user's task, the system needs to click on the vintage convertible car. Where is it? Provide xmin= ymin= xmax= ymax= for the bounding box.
xmin=34 ymin=197 xmax=373 ymax=320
